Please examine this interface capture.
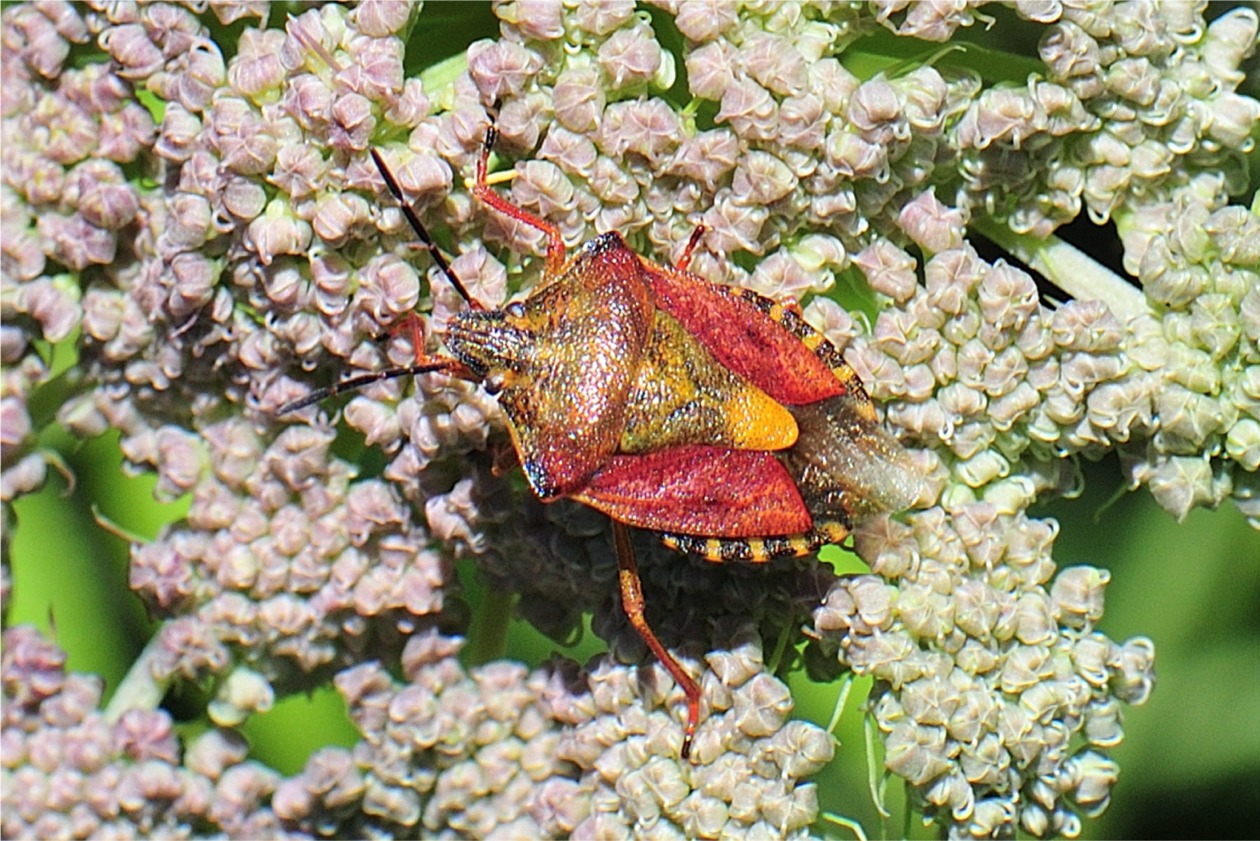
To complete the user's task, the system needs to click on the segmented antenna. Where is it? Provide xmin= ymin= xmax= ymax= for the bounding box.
xmin=275 ymin=149 xmax=486 ymax=416
xmin=369 ymin=148 xmax=482 ymax=310
xmin=275 ymin=360 xmax=460 ymax=416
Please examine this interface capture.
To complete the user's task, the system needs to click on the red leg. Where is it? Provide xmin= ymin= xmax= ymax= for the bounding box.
xmin=472 ymin=126 xmax=566 ymax=276
xmin=387 ymin=313 xmax=478 ymax=379
xmin=386 ymin=312 xmax=428 ymax=363
xmin=674 ymin=224 xmax=708 ymax=272
xmin=613 ymin=521 xmax=701 ymax=760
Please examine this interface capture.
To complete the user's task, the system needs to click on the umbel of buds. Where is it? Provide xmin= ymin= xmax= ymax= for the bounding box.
xmin=2 ymin=1 xmax=1255 ymax=838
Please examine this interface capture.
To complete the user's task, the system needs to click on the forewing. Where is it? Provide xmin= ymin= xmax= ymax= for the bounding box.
xmin=640 ymin=260 xmax=848 ymax=406
xmin=576 ymin=445 xmax=814 ymax=537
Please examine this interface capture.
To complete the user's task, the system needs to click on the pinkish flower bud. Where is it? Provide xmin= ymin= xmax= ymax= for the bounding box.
xmin=155 ymin=102 xmax=202 ymax=161
xmin=826 ymin=129 xmax=887 ymax=179
xmin=37 ymin=0 xmax=88 ymax=42
xmin=267 ymin=146 xmax=321 ymax=203
xmin=685 ymin=40 xmax=735 ymax=101
xmin=168 ymin=251 xmax=219 ymax=318
xmin=312 ymin=191 xmax=370 ymax=244
xmin=384 ymin=78 xmax=429 ymax=128
xmin=163 ymin=192 xmax=213 ymax=251
xmin=702 ymin=194 xmax=768 ymax=255
xmin=80 ymin=287 xmax=125 ymax=343
xmin=357 ymin=253 xmax=420 ymax=323
xmin=1206 ymin=91 xmax=1260 ymax=148
xmin=745 ymin=249 xmax=813 ymax=300
xmin=352 ymin=0 xmax=413 ymax=37
xmin=538 ymin=126 xmax=599 ymax=179
xmin=673 ymin=0 xmax=738 ymax=41
xmin=495 ymin=91 xmax=548 ymax=149
xmin=660 ymin=128 xmax=735 ymax=190
xmin=98 ymin=22 xmax=164 ymax=79
xmin=892 ymin=1 xmax=979 ymax=42
xmin=40 ymin=96 xmax=97 ymax=165
xmin=853 ymin=240 xmax=917 ymax=303
xmin=598 ymin=24 xmax=662 ymax=91
xmin=247 ymin=199 xmax=313 ymax=266
xmin=597 ymin=98 xmax=681 ymax=163
xmin=382 ymin=149 xmax=448 ymax=206
xmin=283 ymin=73 xmax=333 ymax=132
xmin=8 ymin=4 xmax=72 ymax=79
xmin=898 ymin=190 xmax=965 ymax=255
xmin=337 ymin=35 xmax=403 ymax=102
xmin=39 ymin=213 xmax=116 ymax=270
xmin=573 ymin=0 xmax=635 ymax=35
xmin=218 ymin=177 xmax=265 ymax=221
xmin=228 ymin=28 xmax=287 ymax=101
xmin=78 ymin=178 xmax=139 ymax=231
xmin=447 ymin=245 xmax=508 ymax=308
xmin=1040 ymin=22 xmax=1100 ymax=81
xmin=553 ymin=65 xmax=606 ymax=133
xmin=170 ymin=38 xmax=227 ymax=111
xmin=19 ymin=275 xmax=82 ymax=343
xmin=97 ymin=101 xmax=156 ymax=162
xmin=716 ymin=77 xmax=777 ymax=141
xmin=848 ymin=77 xmax=908 ymax=145
xmin=732 ymin=150 xmax=798 ymax=205
xmin=329 ymin=92 xmax=375 ymax=152
xmin=500 ymin=0 xmax=566 ymax=40
xmin=740 ymin=32 xmax=807 ymax=97
xmin=211 ymin=96 xmax=278 ymax=175
xmin=466 ymin=39 xmax=542 ymax=105
xmin=206 ymin=1 xmax=268 ymax=25
xmin=144 ymin=3 xmax=200 ymax=60
xmin=2 ymin=228 xmax=46 ymax=281
xmin=778 ymin=93 xmax=826 ymax=150
xmin=309 ymin=251 xmax=352 ymax=309
xmin=512 ymin=159 xmax=575 ymax=222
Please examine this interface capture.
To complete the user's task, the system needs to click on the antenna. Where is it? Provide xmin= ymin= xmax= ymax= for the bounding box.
xmin=275 ymin=149 xmax=486 ymax=416
xmin=275 ymin=359 xmax=463 ymax=416
xmin=369 ymin=148 xmax=482 ymax=310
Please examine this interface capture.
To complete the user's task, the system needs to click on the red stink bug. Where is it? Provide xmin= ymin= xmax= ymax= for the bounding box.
xmin=279 ymin=127 xmax=922 ymax=759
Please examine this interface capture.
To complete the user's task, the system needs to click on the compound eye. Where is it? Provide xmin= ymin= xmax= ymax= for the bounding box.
xmin=505 ymin=301 xmax=525 ymax=319
xmin=484 ymin=371 xmax=505 ymax=394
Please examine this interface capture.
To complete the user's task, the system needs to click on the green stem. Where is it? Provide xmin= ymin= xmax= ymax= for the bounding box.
xmin=864 ymin=711 xmax=892 ymax=819
xmin=419 ymin=52 xmax=469 ymax=110
xmin=468 ymin=588 xmax=513 ymax=665
xmin=826 ymin=672 xmax=856 ymax=742
xmin=103 ymin=632 xmax=170 ymax=723
xmin=821 ymin=811 xmax=870 ymax=841
xmin=766 ymin=617 xmax=793 ymax=675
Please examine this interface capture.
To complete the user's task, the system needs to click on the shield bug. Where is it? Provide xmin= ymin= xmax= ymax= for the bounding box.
xmin=278 ymin=127 xmax=922 ymax=759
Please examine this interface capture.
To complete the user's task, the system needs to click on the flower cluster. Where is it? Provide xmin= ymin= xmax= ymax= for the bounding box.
xmin=125 ymin=415 xmax=448 ymax=707
xmin=955 ymin=5 xmax=1260 ymax=238
xmin=815 ymin=505 xmax=1154 ymax=837
xmin=2 ymin=0 xmax=1256 ymax=837
xmin=1112 ymin=183 xmax=1260 ymax=520
xmin=274 ymin=625 xmax=831 ymax=839
xmin=1 ymin=626 xmax=289 ymax=838
xmin=837 ymin=187 xmax=1260 ymax=524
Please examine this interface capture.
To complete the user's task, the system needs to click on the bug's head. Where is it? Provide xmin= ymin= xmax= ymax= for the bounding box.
xmin=443 ymin=300 xmax=535 ymax=392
